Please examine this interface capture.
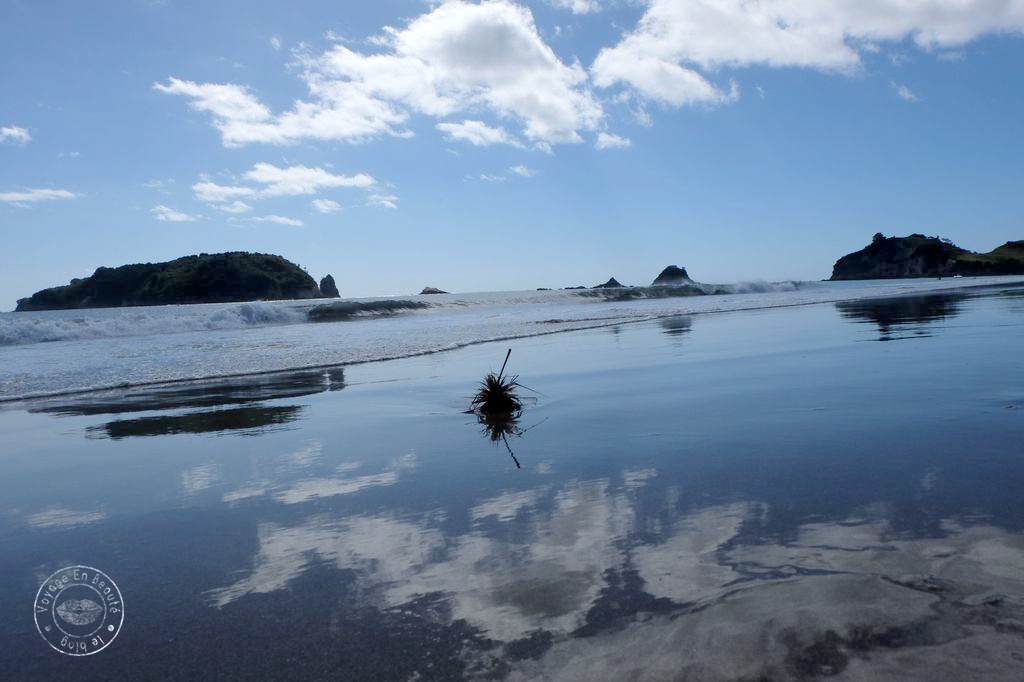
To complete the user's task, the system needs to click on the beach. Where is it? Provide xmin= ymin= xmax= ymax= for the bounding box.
xmin=1 ymin=280 xmax=1023 ymax=680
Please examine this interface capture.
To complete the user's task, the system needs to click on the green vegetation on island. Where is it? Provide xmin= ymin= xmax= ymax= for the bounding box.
xmin=831 ymin=234 xmax=1024 ymax=280
xmin=16 ymin=252 xmax=324 ymax=311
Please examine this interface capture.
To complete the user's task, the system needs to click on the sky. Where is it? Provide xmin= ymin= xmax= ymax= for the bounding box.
xmin=2 ymin=0 xmax=1023 ymax=310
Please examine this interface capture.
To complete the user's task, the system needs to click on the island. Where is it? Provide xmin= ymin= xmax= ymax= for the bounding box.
xmin=16 ymin=252 xmax=324 ymax=311
xmin=652 ymin=265 xmax=692 ymax=286
xmin=830 ymin=234 xmax=1024 ymax=280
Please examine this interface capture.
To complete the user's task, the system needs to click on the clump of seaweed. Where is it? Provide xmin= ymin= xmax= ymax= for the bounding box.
xmin=471 ymin=349 xmax=523 ymax=417
xmin=471 ymin=349 xmax=525 ymax=467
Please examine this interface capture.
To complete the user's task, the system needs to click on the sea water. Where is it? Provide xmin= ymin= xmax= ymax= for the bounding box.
xmin=1 ymin=276 xmax=1022 ymax=401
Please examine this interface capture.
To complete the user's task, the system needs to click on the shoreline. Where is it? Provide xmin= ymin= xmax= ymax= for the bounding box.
xmin=4 ymin=275 xmax=1024 ymax=406
xmin=2 ymin=282 xmax=1023 ymax=679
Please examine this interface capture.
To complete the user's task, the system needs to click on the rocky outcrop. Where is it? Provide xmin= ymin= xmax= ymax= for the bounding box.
xmin=15 ymin=252 xmax=321 ymax=311
xmin=419 ymin=287 xmax=448 ymax=295
xmin=319 ymin=274 xmax=340 ymax=298
xmin=592 ymin=278 xmax=624 ymax=288
xmin=830 ymin=234 xmax=1024 ymax=280
xmin=652 ymin=265 xmax=691 ymax=286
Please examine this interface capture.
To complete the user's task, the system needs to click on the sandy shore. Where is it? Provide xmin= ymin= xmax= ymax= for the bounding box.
xmin=1 ymin=288 xmax=1023 ymax=679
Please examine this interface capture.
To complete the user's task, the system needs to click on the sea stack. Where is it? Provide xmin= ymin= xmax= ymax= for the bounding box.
xmin=592 ymin=277 xmax=624 ymax=288
xmin=652 ymin=265 xmax=691 ymax=286
xmin=319 ymin=274 xmax=340 ymax=298
xmin=420 ymin=287 xmax=448 ymax=295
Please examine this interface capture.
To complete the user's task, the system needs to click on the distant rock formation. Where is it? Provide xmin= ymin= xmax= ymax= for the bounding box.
xmin=16 ymin=252 xmax=321 ymax=311
xmin=419 ymin=287 xmax=448 ymax=295
xmin=319 ymin=274 xmax=340 ymax=298
xmin=592 ymin=277 xmax=624 ymax=289
xmin=652 ymin=265 xmax=691 ymax=286
xmin=830 ymin=234 xmax=1024 ymax=280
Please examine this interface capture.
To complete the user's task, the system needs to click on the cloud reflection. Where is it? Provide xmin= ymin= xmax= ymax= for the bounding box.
xmin=26 ymin=507 xmax=106 ymax=529
xmin=207 ymin=465 xmax=1024 ymax=680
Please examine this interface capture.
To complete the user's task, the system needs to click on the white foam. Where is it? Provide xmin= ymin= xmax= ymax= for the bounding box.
xmin=2 ymin=276 xmax=1022 ymax=400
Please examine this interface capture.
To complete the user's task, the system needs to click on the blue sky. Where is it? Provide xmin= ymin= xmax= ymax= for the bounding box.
xmin=2 ymin=0 xmax=1023 ymax=310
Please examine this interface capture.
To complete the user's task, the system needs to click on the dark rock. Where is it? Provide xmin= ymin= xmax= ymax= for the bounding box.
xmin=831 ymin=234 xmax=1024 ymax=280
xmin=592 ymin=277 xmax=623 ymax=289
xmin=419 ymin=287 xmax=448 ymax=295
xmin=652 ymin=265 xmax=691 ymax=286
xmin=319 ymin=274 xmax=340 ymax=298
xmin=15 ymin=252 xmax=321 ymax=311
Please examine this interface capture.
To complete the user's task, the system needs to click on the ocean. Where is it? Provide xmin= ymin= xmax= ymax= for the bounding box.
xmin=2 ymin=275 xmax=1021 ymax=401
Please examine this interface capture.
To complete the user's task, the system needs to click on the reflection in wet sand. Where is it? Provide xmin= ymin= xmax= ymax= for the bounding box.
xmin=31 ymin=367 xmax=344 ymax=416
xmin=515 ymin=506 xmax=1024 ymax=680
xmin=205 ymin=464 xmax=1024 ymax=680
xmin=219 ymin=452 xmax=417 ymax=505
xmin=87 ymin=405 xmax=304 ymax=439
xmin=25 ymin=507 xmax=106 ymax=529
xmin=27 ymin=368 xmax=346 ymax=439
xmin=658 ymin=315 xmax=693 ymax=337
xmin=209 ymin=475 xmax=639 ymax=643
xmin=836 ymin=293 xmax=966 ymax=341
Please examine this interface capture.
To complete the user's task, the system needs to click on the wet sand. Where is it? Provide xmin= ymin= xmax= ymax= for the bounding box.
xmin=1 ymin=286 xmax=1023 ymax=679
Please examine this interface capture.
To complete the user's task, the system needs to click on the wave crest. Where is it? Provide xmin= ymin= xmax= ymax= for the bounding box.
xmin=0 ymin=301 xmax=309 ymax=346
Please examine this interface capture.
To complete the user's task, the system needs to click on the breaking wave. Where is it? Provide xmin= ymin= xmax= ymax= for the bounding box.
xmin=308 ymin=299 xmax=430 ymax=321
xmin=0 ymin=301 xmax=310 ymax=346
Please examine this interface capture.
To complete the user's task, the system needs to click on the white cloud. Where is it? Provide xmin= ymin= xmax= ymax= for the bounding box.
xmin=214 ymin=200 xmax=253 ymax=214
xmin=153 ymin=78 xmax=273 ymax=147
xmin=192 ymin=180 xmax=257 ymax=203
xmin=0 ymin=126 xmax=31 ymax=145
xmin=551 ymin=0 xmax=602 ymax=14
xmin=251 ymin=214 xmax=304 ymax=226
xmin=593 ymin=0 xmax=1024 ymax=106
xmin=312 ymin=198 xmax=342 ymax=213
xmin=595 ymin=132 xmax=631 ymax=149
xmin=509 ymin=164 xmax=537 ymax=177
xmin=437 ymin=119 xmax=522 ymax=147
xmin=157 ymin=0 xmax=603 ymax=147
xmin=151 ymin=204 xmax=199 ymax=222
xmin=367 ymin=194 xmax=398 ymax=209
xmin=892 ymin=81 xmax=919 ymax=102
xmin=243 ymin=162 xmax=374 ymax=196
xmin=0 ymin=188 xmax=77 ymax=204
xmin=270 ymin=36 xmax=282 ymax=51
xmin=478 ymin=173 xmax=506 ymax=182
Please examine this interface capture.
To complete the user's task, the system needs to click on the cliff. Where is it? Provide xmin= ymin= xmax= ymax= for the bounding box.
xmin=16 ymin=252 xmax=322 ymax=311
xmin=830 ymin=234 xmax=1024 ymax=280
